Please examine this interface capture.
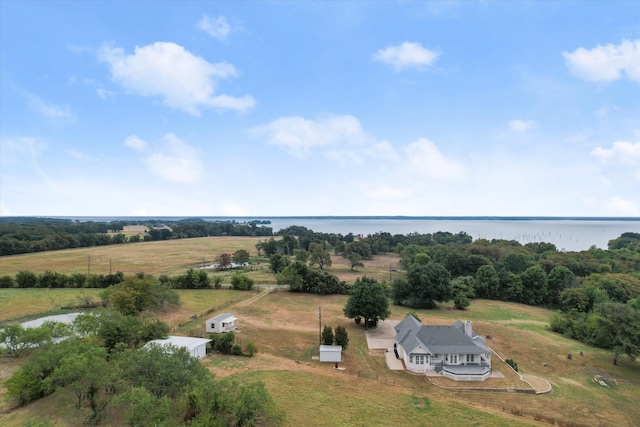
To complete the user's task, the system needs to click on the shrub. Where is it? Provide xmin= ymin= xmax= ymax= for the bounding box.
xmin=334 ymin=325 xmax=349 ymax=350
xmin=212 ymin=276 xmax=223 ymax=289
xmin=245 ymin=341 xmax=257 ymax=357
xmin=321 ymin=326 xmax=334 ymax=346
xmin=16 ymin=271 xmax=37 ymax=288
xmin=210 ymin=332 xmax=235 ymax=354
xmin=232 ymin=344 xmax=243 ymax=356
xmin=0 ymin=275 xmax=15 ymax=288
xmin=506 ymin=358 xmax=519 ymax=372
xmin=231 ymin=273 xmax=254 ymax=291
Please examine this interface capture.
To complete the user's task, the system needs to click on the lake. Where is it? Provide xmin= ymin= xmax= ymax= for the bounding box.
xmin=65 ymin=216 xmax=640 ymax=252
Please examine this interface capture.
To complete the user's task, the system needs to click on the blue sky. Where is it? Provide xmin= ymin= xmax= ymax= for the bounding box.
xmin=1 ymin=1 xmax=639 ymax=217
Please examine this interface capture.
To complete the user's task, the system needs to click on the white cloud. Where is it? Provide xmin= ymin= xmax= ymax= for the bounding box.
xmin=403 ymin=138 xmax=466 ymax=179
xmin=372 ymin=42 xmax=440 ymax=71
xmin=96 ymin=88 xmax=117 ymax=99
xmin=563 ymin=39 xmax=640 ymax=82
xmin=252 ymin=114 xmax=396 ymax=161
xmin=27 ymin=95 xmax=74 ymax=122
xmin=99 ymin=42 xmax=255 ymax=115
xmin=124 ymin=135 xmax=148 ymax=151
xmin=508 ymin=119 xmax=537 ymax=132
xmin=0 ymin=136 xmax=48 ymax=166
xmin=603 ymin=196 xmax=639 ymax=216
xmin=591 ymin=140 xmax=640 ymax=166
xmin=67 ymin=149 xmax=94 ymax=161
xmin=143 ymin=134 xmax=204 ymax=184
xmin=197 ymin=15 xmax=231 ymax=42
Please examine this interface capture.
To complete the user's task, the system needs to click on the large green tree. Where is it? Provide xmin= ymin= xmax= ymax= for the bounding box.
xmin=546 ymin=265 xmax=576 ymax=306
xmin=474 ymin=264 xmax=500 ymax=299
xmin=452 ymin=276 xmax=475 ymax=310
xmin=519 ymin=265 xmax=548 ymax=305
xmin=343 ymin=276 xmax=390 ymax=328
xmin=232 ymin=249 xmax=251 ymax=265
xmin=308 ymin=242 xmax=332 ymax=269
xmin=392 ymin=262 xmax=453 ymax=309
xmin=593 ymin=302 xmax=640 ymax=365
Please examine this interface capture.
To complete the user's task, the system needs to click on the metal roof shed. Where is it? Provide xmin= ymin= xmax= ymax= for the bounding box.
xmin=148 ymin=336 xmax=211 ymax=359
xmin=319 ymin=345 xmax=343 ymax=362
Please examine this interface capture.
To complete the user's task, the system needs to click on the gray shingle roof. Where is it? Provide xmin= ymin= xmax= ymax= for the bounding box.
xmin=395 ymin=315 xmax=490 ymax=355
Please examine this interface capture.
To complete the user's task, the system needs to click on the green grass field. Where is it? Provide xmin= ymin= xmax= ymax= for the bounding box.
xmin=1 ymin=238 xmax=639 ymax=426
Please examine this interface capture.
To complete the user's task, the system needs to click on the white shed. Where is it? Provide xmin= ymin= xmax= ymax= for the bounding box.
xmin=148 ymin=336 xmax=211 ymax=359
xmin=206 ymin=313 xmax=237 ymax=334
xmin=319 ymin=345 xmax=343 ymax=362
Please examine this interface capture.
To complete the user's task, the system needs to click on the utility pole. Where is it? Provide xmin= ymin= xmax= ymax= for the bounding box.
xmin=318 ymin=306 xmax=321 ymax=346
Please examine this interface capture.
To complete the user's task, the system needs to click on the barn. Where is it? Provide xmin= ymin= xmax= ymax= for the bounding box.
xmin=147 ymin=336 xmax=211 ymax=359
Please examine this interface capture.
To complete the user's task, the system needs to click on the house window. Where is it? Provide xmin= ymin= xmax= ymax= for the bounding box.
xmin=466 ymin=354 xmax=475 ymax=363
xmin=409 ymin=355 xmax=414 ymax=363
xmin=450 ymin=354 xmax=458 ymax=364
xmin=416 ymin=355 xmax=425 ymax=364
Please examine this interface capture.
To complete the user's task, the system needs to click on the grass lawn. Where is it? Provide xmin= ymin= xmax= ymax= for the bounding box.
xmin=0 ymin=288 xmax=103 ymax=323
xmin=240 ymin=369 xmax=539 ymax=427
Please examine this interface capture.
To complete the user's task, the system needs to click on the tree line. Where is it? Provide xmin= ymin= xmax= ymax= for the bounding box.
xmin=0 ymin=218 xmax=273 ymax=256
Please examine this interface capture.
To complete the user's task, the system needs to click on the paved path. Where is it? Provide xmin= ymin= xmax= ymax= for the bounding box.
xmin=384 ymin=349 xmax=405 ymax=370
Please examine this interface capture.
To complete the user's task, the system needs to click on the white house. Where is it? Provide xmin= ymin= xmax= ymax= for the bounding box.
xmin=147 ymin=336 xmax=211 ymax=359
xmin=319 ymin=345 xmax=342 ymax=363
xmin=206 ymin=313 xmax=237 ymax=334
xmin=394 ymin=315 xmax=492 ymax=382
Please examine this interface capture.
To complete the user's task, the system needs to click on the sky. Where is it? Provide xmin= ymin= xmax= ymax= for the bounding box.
xmin=1 ymin=1 xmax=639 ymax=217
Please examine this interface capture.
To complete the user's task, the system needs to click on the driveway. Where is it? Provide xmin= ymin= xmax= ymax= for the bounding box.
xmin=365 ymin=320 xmax=404 ymax=370
xmin=365 ymin=319 xmax=399 ymax=350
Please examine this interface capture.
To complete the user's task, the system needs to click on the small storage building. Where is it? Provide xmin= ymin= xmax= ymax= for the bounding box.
xmin=206 ymin=313 xmax=237 ymax=334
xmin=147 ymin=336 xmax=211 ymax=359
xmin=319 ymin=345 xmax=343 ymax=362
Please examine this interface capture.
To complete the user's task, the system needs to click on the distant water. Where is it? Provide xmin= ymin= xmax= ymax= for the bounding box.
xmin=61 ymin=216 xmax=640 ymax=252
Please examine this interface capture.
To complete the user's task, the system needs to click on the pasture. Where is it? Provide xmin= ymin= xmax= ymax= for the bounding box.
xmin=1 ymin=237 xmax=639 ymax=426
xmin=0 ymin=236 xmax=399 ymax=285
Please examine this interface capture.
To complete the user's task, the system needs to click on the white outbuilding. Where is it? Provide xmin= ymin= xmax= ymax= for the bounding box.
xmin=319 ymin=345 xmax=343 ymax=363
xmin=206 ymin=313 xmax=237 ymax=334
xmin=147 ymin=336 xmax=211 ymax=359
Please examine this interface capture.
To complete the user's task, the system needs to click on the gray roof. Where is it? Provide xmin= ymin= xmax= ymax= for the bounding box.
xmin=208 ymin=313 xmax=235 ymax=322
xmin=395 ymin=315 xmax=490 ymax=355
xmin=319 ymin=345 xmax=342 ymax=352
